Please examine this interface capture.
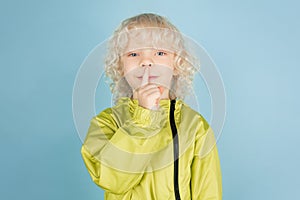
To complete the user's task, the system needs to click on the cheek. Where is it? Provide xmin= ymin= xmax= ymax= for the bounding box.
xmin=167 ymin=58 xmax=175 ymax=69
xmin=122 ymin=59 xmax=139 ymax=72
xmin=121 ymin=60 xmax=131 ymax=74
xmin=155 ymin=57 xmax=174 ymax=68
xmin=166 ymin=56 xmax=175 ymax=68
xmin=123 ymin=62 xmax=141 ymax=76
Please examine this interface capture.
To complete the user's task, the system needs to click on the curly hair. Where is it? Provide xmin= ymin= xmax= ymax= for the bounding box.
xmin=104 ymin=13 xmax=200 ymax=102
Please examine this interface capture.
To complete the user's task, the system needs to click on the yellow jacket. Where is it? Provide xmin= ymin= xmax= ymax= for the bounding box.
xmin=81 ymin=97 xmax=222 ymax=199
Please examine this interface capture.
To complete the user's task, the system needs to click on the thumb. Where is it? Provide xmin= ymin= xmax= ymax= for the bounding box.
xmin=158 ymin=86 xmax=164 ymax=94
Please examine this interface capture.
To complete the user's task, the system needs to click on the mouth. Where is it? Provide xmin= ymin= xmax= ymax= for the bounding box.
xmin=137 ymin=76 xmax=159 ymax=80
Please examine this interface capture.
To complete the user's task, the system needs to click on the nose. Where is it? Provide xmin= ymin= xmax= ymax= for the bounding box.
xmin=140 ymin=57 xmax=153 ymax=67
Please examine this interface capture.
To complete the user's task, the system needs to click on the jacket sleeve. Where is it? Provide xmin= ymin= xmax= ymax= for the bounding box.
xmin=81 ymin=106 xmax=165 ymax=195
xmin=190 ymin=120 xmax=222 ymax=200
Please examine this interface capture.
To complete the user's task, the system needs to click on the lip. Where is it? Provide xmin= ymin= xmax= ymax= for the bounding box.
xmin=137 ymin=76 xmax=159 ymax=80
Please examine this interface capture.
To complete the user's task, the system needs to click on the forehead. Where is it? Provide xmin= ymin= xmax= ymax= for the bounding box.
xmin=118 ymin=27 xmax=182 ymax=54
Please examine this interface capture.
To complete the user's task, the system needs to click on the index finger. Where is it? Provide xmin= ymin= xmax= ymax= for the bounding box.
xmin=141 ymin=67 xmax=149 ymax=87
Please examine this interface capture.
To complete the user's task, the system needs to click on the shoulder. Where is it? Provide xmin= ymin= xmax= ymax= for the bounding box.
xmin=178 ymin=100 xmax=210 ymax=131
xmin=94 ymin=107 xmax=113 ymax=122
xmin=93 ymin=97 xmax=132 ymax=126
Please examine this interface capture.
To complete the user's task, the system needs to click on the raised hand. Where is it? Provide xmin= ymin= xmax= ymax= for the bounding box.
xmin=136 ymin=67 xmax=162 ymax=110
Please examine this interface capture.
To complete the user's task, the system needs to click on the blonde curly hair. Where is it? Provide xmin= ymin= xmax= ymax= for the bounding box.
xmin=105 ymin=13 xmax=199 ymax=102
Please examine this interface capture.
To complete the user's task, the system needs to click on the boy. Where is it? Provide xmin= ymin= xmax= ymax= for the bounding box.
xmin=81 ymin=13 xmax=222 ymax=199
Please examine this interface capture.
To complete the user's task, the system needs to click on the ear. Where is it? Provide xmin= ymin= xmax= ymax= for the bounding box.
xmin=173 ymin=56 xmax=182 ymax=76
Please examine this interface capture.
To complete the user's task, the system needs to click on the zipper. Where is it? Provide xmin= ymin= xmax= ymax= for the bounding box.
xmin=170 ymin=99 xmax=181 ymax=200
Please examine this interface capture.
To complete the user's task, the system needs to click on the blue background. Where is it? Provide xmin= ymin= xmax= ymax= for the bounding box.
xmin=1 ymin=0 xmax=299 ymax=199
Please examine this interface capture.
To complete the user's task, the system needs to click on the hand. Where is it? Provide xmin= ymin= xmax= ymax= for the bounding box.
xmin=136 ymin=67 xmax=162 ymax=110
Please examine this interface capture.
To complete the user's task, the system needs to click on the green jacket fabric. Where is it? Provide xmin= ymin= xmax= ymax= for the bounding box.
xmin=81 ymin=97 xmax=222 ymax=199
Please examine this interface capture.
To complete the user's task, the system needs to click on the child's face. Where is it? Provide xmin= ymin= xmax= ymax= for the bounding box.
xmin=121 ymin=48 xmax=176 ymax=92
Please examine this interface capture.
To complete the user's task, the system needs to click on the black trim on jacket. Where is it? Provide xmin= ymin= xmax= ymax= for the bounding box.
xmin=170 ymin=99 xmax=181 ymax=200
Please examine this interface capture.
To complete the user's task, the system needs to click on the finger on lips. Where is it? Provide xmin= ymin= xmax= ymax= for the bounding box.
xmin=139 ymin=67 xmax=164 ymax=108
xmin=141 ymin=67 xmax=164 ymax=93
xmin=141 ymin=67 xmax=149 ymax=87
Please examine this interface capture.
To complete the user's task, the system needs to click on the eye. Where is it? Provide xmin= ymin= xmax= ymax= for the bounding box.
xmin=156 ymin=51 xmax=167 ymax=56
xmin=128 ymin=52 xmax=138 ymax=57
